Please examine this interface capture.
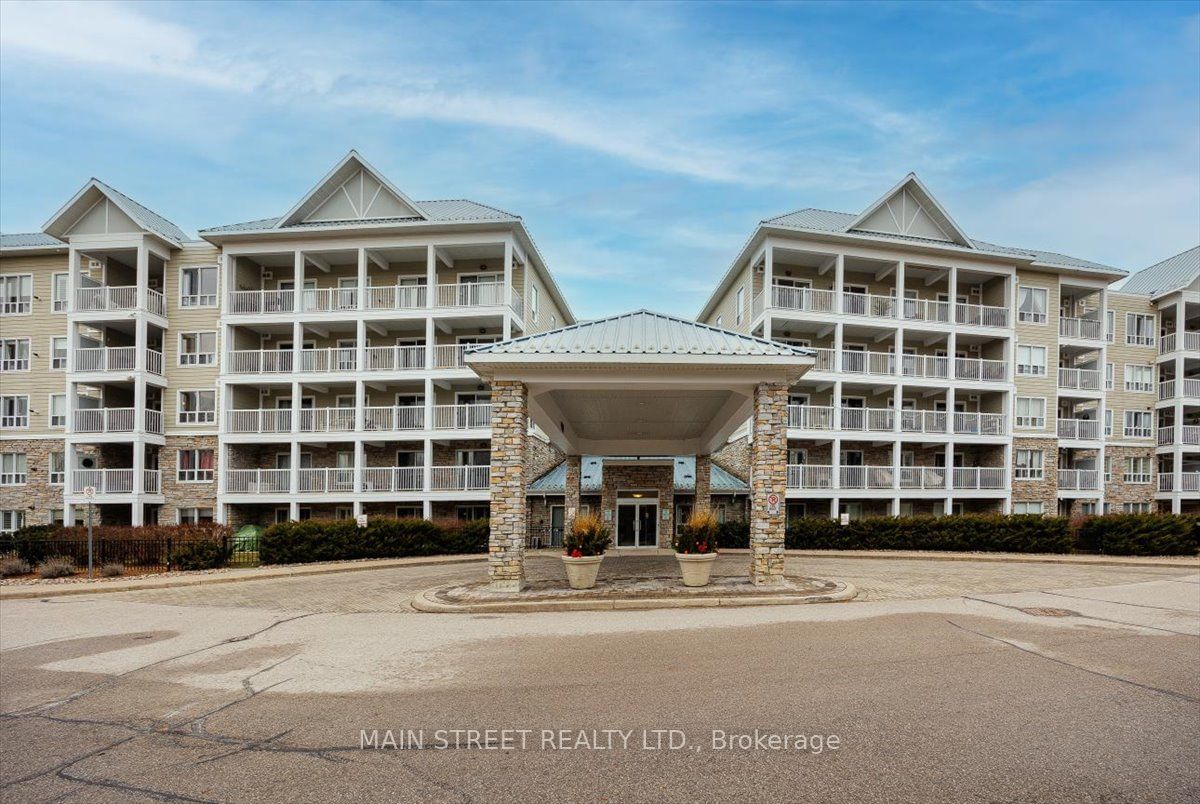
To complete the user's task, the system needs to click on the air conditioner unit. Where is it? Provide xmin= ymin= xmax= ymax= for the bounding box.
xmin=968 ymin=394 xmax=980 ymax=402
xmin=262 ymin=271 xmax=273 ymax=280
xmin=970 ymin=287 xmax=982 ymax=297
xmin=88 ymin=260 xmax=102 ymax=271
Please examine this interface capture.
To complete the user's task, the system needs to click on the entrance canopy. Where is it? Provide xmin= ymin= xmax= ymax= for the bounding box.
xmin=466 ymin=310 xmax=814 ymax=456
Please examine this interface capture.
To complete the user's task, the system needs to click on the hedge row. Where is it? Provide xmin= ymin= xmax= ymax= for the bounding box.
xmin=2 ymin=523 xmax=235 ymax=568
xmin=259 ymin=517 xmax=488 ymax=565
xmin=780 ymin=513 xmax=1198 ymax=556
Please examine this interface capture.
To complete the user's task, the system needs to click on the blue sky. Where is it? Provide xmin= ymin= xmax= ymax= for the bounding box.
xmin=1 ymin=0 xmax=1197 ymax=319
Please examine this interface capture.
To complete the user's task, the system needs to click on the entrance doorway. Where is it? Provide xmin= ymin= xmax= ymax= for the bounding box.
xmin=616 ymin=491 xmax=658 ymax=548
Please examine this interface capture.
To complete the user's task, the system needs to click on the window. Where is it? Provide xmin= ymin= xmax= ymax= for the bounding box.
xmin=1123 ymin=457 xmax=1151 ymax=484
xmin=1104 ymin=457 xmax=1113 ymax=483
xmin=1 ymin=453 xmax=28 ymax=485
xmin=1123 ymin=410 xmax=1152 ymax=439
xmin=1123 ymin=502 xmax=1152 ymax=514
xmin=1015 ymin=397 xmax=1045 ymax=428
xmin=335 ymin=506 xmax=353 ymax=521
xmin=1016 ymin=345 xmax=1046 ymax=376
xmin=0 ymin=510 xmax=25 ymax=532
xmin=1124 ymin=364 xmax=1153 ymax=393
xmin=177 ymin=449 xmax=215 ymax=482
xmin=0 ymin=274 xmax=32 ymax=314
xmin=179 ymin=390 xmax=216 ymax=424
xmin=1017 ymin=287 xmax=1047 ymax=323
xmin=51 ymin=336 xmax=67 ymax=370
xmin=530 ymin=285 xmax=539 ymax=324
xmin=736 ymin=286 xmax=745 ymax=326
xmin=715 ymin=503 xmax=727 ymax=523
xmin=179 ymin=332 xmax=216 ymax=365
xmin=1013 ymin=501 xmax=1043 ymax=515
xmin=180 ymin=265 xmax=218 ymax=307
xmin=1105 ymin=362 xmax=1113 ymax=390
xmin=1 ymin=396 xmax=29 ymax=428
xmin=52 ymin=273 xmax=68 ymax=312
xmin=1105 ymin=310 xmax=1115 ymax=343
xmin=49 ymin=394 xmax=65 ymax=427
xmin=1014 ymin=449 xmax=1044 ymax=480
xmin=1104 ymin=408 xmax=1113 ymax=437
xmin=1125 ymin=313 xmax=1155 ymax=346
xmin=179 ymin=507 xmax=214 ymax=524
xmin=456 ymin=504 xmax=489 ymax=521
xmin=1080 ymin=502 xmax=1097 ymax=516
xmin=0 ymin=338 xmax=30 ymax=371
xmin=395 ymin=505 xmax=422 ymax=519
xmin=49 ymin=452 xmax=64 ymax=486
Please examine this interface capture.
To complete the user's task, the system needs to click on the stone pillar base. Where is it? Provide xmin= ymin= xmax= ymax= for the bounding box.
xmin=488 ymin=578 xmax=526 ymax=593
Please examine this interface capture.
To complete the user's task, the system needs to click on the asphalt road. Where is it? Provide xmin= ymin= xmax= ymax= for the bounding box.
xmin=2 ymin=555 xmax=1198 ymax=803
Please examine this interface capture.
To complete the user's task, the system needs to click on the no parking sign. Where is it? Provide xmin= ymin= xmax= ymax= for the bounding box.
xmin=766 ymin=493 xmax=781 ymax=515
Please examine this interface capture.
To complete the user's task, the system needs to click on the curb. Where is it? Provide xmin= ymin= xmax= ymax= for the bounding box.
xmin=410 ymin=581 xmax=858 ymax=614
xmin=0 ymin=555 xmax=487 ymax=601
xmin=777 ymin=550 xmax=1200 ymax=569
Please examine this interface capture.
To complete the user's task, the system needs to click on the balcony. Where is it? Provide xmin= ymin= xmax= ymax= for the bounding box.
xmin=785 ymin=464 xmax=1001 ymax=490
xmin=952 ymin=412 xmax=1007 ymax=436
xmin=365 ymin=345 xmax=427 ymax=371
xmin=840 ymin=408 xmax=895 ymax=432
xmin=785 ymin=405 xmax=1003 ymax=435
xmin=805 ymin=348 xmax=1004 ymax=383
xmin=1057 ymin=419 xmax=1101 ymax=440
xmin=223 ymin=465 xmax=489 ymax=495
xmin=1159 ymin=331 xmax=1200 ymax=355
xmin=362 ymin=467 xmax=424 ymax=492
xmin=756 ymin=283 xmax=1008 ymax=327
xmin=70 ymin=468 xmax=161 ymax=495
xmin=955 ymin=302 xmax=1008 ymax=328
xmin=787 ymin=405 xmax=835 ymax=431
xmin=72 ymin=408 xmax=164 ymax=436
xmin=1157 ymin=425 xmax=1200 ymax=446
xmin=431 ymin=465 xmax=490 ymax=491
xmin=1058 ymin=367 xmax=1102 ymax=392
xmin=1158 ymin=378 xmax=1200 ymax=400
xmin=1059 ymin=317 xmax=1104 ymax=341
xmin=298 ymin=467 xmax=356 ymax=493
xmin=1159 ymin=472 xmax=1200 ymax=493
xmin=74 ymin=286 xmax=165 ymax=317
xmin=74 ymin=347 xmax=164 ymax=376
xmin=226 ymin=282 xmax=522 ymax=316
xmin=224 ymin=404 xmax=486 ymax=435
xmin=1058 ymin=469 xmax=1100 ymax=491
xmin=901 ymin=410 xmax=947 ymax=434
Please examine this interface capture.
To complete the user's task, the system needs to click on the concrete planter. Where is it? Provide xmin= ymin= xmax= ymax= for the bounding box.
xmin=562 ymin=554 xmax=604 ymax=589
xmin=676 ymin=552 xmax=718 ymax=587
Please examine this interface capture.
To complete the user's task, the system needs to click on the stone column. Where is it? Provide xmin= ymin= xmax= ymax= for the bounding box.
xmin=564 ymin=455 xmax=581 ymax=529
xmin=488 ymin=380 xmax=528 ymax=592
xmin=749 ymin=382 xmax=788 ymax=585
xmin=694 ymin=454 xmax=712 ymax=515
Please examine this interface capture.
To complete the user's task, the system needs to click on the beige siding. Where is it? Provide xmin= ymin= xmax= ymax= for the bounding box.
xmin=0 ymin=253 xmax=71 ymax=436
xmin=1013 ymin=269 xmax=1060 ymax=435
xmin=1105 ymin=291 xmax=1159 ymax=444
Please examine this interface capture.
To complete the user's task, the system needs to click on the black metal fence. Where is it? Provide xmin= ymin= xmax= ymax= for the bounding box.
xmin=525 ymin=526 xmax=564 ymax=550
xmin=1 ymin=532 xmax=260 ymax=573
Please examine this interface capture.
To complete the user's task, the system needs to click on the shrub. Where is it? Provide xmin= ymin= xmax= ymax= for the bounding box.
xmin=674 ymin=512 xmax=719 ymax=554
xmin=168 ymin=539 xmax=231 ymax=571
xmin=259 ymin=517 xmax=490 ymax=565
xmin=1075 ymin=514 xmax=1199 ymax=556
xmin=563 ymin=513 xmax=610 ymax=557
xmin=101 ymin=563 xmax=125 ymax=578
xmin=715 ymin=520 xmax=749 ymax=549
xmin=0 ymin=556 xmax=31 ymax=577
xmin=36 ymin=557 xmax=75 ymax=579
xmin=785 ymin=514 xmax=1073 ymax=553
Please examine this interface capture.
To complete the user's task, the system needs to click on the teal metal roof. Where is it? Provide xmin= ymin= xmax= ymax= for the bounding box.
xmin=528 ymin=456 xmax=748 ymax=495
xmin=1118 ymin=246 xmax=1200 ymax=297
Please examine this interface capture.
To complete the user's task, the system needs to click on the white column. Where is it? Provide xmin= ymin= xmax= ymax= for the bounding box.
xmin=503 ymin=238 xmax=513 ymax=305
xmin=834 ymin=253 xmax=845 ymax=314
xmin=355 ymin=375 xmax=366 ymax=432
xmin=357 ymin=247 xmax=368 ymax=311
xmin=294 ymin=250 xmax=306 ymax=313
xmin=423 ymin=437 xmax=434 ymax=499
xmin=425 ymin=317 xmax=436 ymax=371
xmin=131 ymin=439 xmax=145 ymax=526
xmin=948 ymin=265 xmax=959 ymax=323
xmin=354 ymin=439 xmax=365 ymax=495
xmin=1097 ymin=286 xmax=1109 ymax=510
xmin=763 ymin=242 xmax=774 ymax=336
xmin=135 ymin=241 xmax=149 ymax=312
xmin=426 ymin=244 xmax=437 ymax=308
xmin=289 ymin=439 xmax=301 ymax=501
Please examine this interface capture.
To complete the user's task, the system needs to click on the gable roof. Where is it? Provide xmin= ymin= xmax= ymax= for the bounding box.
xmin=42 ymin=179 xmax=187 ymax=246
xmin=200 ymin=199 xmax=518 ymax=234
xmin=1117 ymin=246 xmax=1200 ymax=298
xmin=0 ymin=232 xmax=67 ymax=253
xmin=528 ymin=456 xmax=749 ymax=494
xmin=845 ymin=173 xmax=973 ymax=247
xmin=274 ymin=150 xmax=428 ymax=229
xmin=469 ymin=309 xmax=814 ymax=358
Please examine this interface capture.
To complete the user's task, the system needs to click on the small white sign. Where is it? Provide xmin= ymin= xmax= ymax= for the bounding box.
xmin=839 ymin=513 xmax=850 ymax=526
xmin=83 ymin=485 xmax=96 ymax=499
xmin=766 ymin=492 xmax=781 ymax=516
xmin=356 ymin=514 xmax=368 ymax=528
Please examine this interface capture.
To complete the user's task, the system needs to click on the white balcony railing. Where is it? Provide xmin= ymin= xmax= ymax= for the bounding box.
xmin=366 ymin=285 xmax=426 ymax=310
xmin=1059 ymin=317 xmax=1104 ymax=341
xmin=70 ymin=469 xmax=160 ymax=495
xmin=227 ymin=349 xmax=293 ymax=374
xmin=787 ymin=464 xmax=833 ymax=489
xmin=362 ymin=467 xmax=424 ymax=493
xmin=770 ymin=285 xmax=836 ymax=314
xmin=75 ymin=346 xmax=135 ymax=372
xmin=363 ymin=406 xmax=425 ymax=432
xmin=225 ymin=469 xmax=291 ymax=494
xmin=1058 ymin=469 xmax=1100 ymax=491
xmin=952 ymin=467 xmax=1006 ymax=490
xmin=900 ymin=410 xmax=947 ymax=434
xmin=955 ymin=357 xmax=1008 ymax=382
xmin=430 ymin=465 xmax=491 ymax=491
xmin=1160 ymin=378 xmax=1200 ymax=400
xmin=955 ymin=302 xmax=1008 ymax=328
xmin=298 ymin=407 xmax=358 ymax=433
xmin=1057 ymin=419 xmax=1101 ymax=440
xmin=145 ymin=409 xmax=163 ymax=434
xmin=75 ymin=286 xmax=137 ymax=312
xmin=901 ymin=354 xmax=950 ymax=380
xmin=840 ymin=465 xmax=895 ymax=489
xmin=809 ymin=348 xmax=836 ymax=371
xmin=71 ymin=407 xmax=164 ymax=435
xmin=1058 ymin=367 xmax=1102 ymax=391
xmin=899 ymin=467 xmax=947 ymax=490
xmin=787 ymin=405 xmax=835 ymax=431
xmin=841 ymin=350 xmax=895 ymax=376
xmin=301 ymin=287 xmax=360 ymax=313
xmin=952 ymin=412 xmax=1007 ymax=436
xmin=901 ymin=297 xmax=951 ymax=324
xmin=842 ymin=292 xmax=896 ymax=319
xmin=298 ymin=467 xmax=357 ymax=493
xmin=432 ymin=403 xmax=492 ymax=430
xmin=434 ymin=344 xmax=472 ymax=369
xmin=1159 ymin=424 xmax=1200 ymax=446
xmin=227 ymin=409 xmax=292 ymax=434
xmin=436 ymin=282 xmax=506 ymax=308
xmin=839 ymin=407 xmax=895 ymax=432
xmin=227 ymin=289 xmax=296 ymax=314
xmin=298 ymin=348 xmax=357 ymax=373
xmin=365 ymin=345 xmax=426 ymax=371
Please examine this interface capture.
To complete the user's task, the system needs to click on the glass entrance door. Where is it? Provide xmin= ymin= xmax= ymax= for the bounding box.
xmin=616 ymin=495 xmax=658 ymax=547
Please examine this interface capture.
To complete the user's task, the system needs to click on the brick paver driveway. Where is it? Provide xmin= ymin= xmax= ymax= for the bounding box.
xmin=96 ymin=551 xmax=1195 ymax=613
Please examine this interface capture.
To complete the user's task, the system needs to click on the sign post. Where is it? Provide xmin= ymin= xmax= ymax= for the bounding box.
xmin=83 ymin=485 xmax=96 ymax=578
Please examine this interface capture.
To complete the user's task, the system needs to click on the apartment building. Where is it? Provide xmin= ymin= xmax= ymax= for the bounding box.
xmin=0 ymin=151 xmax=573 ymax=529
xmin=696 ymin=174 xmax=1189 ymax=517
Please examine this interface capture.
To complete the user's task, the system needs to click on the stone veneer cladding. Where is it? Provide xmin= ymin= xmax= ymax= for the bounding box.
xmin=749 ymin=383 xmax=788 ymax=585
xmin=487 ymin=380 xmax=527 ymax=591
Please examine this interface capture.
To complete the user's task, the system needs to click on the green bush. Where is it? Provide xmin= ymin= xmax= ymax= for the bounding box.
xmin=715 ymin=520 xmax=749 ymax=549
xmin=785 ymin=514 xmax=1073 ymax=553
xmin=1075 ymin=514 xmax=1198 ymax=556
xmin=168 ymin=539 xmax=231 ymax=571
xmin=259 ymin=517 xmax=489 ymax=565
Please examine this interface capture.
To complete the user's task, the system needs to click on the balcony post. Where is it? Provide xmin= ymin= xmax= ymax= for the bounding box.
xmin=354 ymin=439 xmax=365 ymax=495
xmin=289 ymin=439 xmax=301 ymax=501
xmin=131 ymin=442 xmax=145 ymax=526
xmin=422 ymin=436 xmax=433 ymax=502
xmin=136 ymin=240 xmax=149 ymax=313
xmin=749 ymin=382 xmax=788 ymax=586
xmin=425 ymin=244 xmax=437 ymax=309
xmin=294 ymin=249 xmax=305 ymax=313
xmin=833 ymin=253 xmax=844 ymax=314
xmin=948 ymin=265 xmax=958 ymax=323
xmin=488 ymin=380 xmax=528 ymax=592
xmin=357 ymin=248 xmax=367 ymax=311
xmin=762 ymin=242 xmax=773 ymax=336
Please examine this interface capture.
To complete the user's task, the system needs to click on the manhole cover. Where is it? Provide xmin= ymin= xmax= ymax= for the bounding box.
xmin=1019 ymin=607 xmax=1080 ymax=617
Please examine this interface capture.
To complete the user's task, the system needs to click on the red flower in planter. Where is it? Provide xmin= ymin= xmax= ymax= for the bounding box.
xmin=569 ymin=548 xmax=583 ymax=558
